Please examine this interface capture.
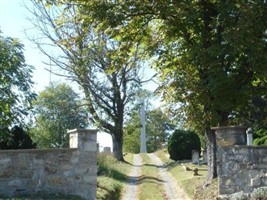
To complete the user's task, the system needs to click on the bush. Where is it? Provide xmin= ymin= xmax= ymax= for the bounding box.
xmin=0 ymin=126 xmax=36 ymax=150
xmin=253 ymin=129 xmax=267 ymax=146
xmin=167 ymin=129 xmax=201 ymax=161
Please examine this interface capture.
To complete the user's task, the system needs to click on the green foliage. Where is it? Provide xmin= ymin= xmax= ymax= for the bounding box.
xmin=168 ymin=129 xmax=201 ymax=161
xmin=57 ymin=0 xmax=267 ymax=133
xmin=97 ymin=153 xmax=131 ymax=200
xmin=253 ymin=129 xmax=267 ymax=146
xmin=0 ymin=33 xmax=36 ymax=128
xmin=28 ymin=1 xmax=148 ymax=160
xmin=30 ymin=83 xmax=88 ymax=148
xmin=0 ymin=126 xmax=36 ymax=150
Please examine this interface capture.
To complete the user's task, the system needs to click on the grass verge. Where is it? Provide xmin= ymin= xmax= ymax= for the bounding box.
xmin=155 ymin=148 xmax=218 ymax=200
xmin=139 ymin=153 xmax=165 ymax=200
xmin=97 ymin=152 xmax=133 ymax=200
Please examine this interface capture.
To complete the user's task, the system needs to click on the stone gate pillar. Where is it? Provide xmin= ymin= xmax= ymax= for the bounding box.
xmin=67 ymin=129 xmax=98 ymax=200
xmin=212 ymin=126 xmax=247 ymax=148
xmin=212 ymin=126 xmax=247 ymax=196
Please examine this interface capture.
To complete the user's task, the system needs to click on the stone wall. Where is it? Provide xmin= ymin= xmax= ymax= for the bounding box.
xmin=214 ymin=126 xmax=267 ymax=197
xmin=0 ymin=129 xmax=97 ymax=200
xmin=217 ymin=145 xmax=267 ymax=195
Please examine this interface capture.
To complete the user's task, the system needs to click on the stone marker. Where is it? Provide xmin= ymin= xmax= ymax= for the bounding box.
xmin=192 ymin=150 xmax=199 ymax=164
xmin=103 ymin=146 xmax=111 ymax=153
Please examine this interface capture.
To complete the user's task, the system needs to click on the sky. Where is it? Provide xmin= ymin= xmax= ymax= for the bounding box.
xmin=0 ymin=0 xmax=56 ymax=92
xmin=0 ymin=0 xmax=113 ymax=149
xmin=0 ymin=0 xmax=160 ymax=151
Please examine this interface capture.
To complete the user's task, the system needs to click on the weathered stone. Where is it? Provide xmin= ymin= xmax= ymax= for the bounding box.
xmin=217 ymin=137 xmax=267 ymax=196
xmin=84 ymin=175 xmax=96 ymax=183
xmin=0 ymin=158 xmax=12 ymax=168
xmin=251 ymin=177 xmax=262 ymax=187
xmin=8 ymin=179 xmax=22 ymax=186
xmin=213 ymin=126 xmax=247 ymax=147
xmin=0 ymin=129 xmax=97 ymax=200
xmin=191 ymin=150 xmax=199 ymax=164
xmin=0 ymin=170 xmax=13 ymax=178
xmin=47 ymin=176 xmax=65 ymax=186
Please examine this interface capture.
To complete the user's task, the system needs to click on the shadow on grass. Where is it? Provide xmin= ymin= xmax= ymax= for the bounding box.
xmin=125 ymin=174 xmax=165 ymax=185
xmin=97 ymin=184 xmax=121 ymax=200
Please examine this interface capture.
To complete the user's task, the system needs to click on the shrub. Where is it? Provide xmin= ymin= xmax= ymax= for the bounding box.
xmin=167 ymin=129 xmax=201 ymax=161
xmin=253 ymin=129 xmax=267 ymax=146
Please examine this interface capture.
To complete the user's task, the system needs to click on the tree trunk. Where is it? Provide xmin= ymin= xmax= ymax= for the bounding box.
xmin=205 ymin=127 xmax=217 ymax=184
xmin=112 ymin=133 xmax=124 ymax=161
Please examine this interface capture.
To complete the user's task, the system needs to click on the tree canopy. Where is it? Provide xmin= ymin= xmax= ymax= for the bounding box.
xmin=30 ymin=83 xmax=88 ymax=148
xmin=46 ymin=0 xmax=267 ymax=130
xmin=0 ymin=33 xmax=36 ymax=128
xmin=40 ymin=0 xmax=267 ymax=180
xmin=28 ymin=0 xmax=153 ymax=160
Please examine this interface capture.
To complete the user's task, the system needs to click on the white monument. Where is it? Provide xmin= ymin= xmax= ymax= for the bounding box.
xmin=140 ymin=100 xmax=147 ymax=153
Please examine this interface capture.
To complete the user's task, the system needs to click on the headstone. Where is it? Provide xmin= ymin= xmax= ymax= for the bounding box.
xmin=246 ymin=128 xmax=253 ymax=146
xmin=192 ymin=150 xmax=199 ymax=164
xmin=103 ymin=147 xmax=111 ymax=153
xmin=202 ymin=149 xmax=207 ymax=164
xmin=97 ymin=143 xmax=99 ymax=152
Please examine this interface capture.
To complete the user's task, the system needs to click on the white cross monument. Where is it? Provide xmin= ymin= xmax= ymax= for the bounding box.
xmin=140 ymin=99 xmax=147 ymax=153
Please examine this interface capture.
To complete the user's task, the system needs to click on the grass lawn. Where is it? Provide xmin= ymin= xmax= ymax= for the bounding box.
xmin=97 ymin=152 xmax=133 ymax=200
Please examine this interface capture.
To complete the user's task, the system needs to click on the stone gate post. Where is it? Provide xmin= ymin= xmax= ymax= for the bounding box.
xmin=67 ymin=129 xmax=98 ymax=200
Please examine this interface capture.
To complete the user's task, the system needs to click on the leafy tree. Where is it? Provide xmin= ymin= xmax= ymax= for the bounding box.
xmin=0 ymin=33 xmax=36 ymax=128
xmin=168 ymin=129 xmax=201 ymax=161
xmin=27 ymin=1 xmax=151 ymax=160
xmin=30 ymin=83 xmax=88 ymax=148
xmin=35 ymin=0 xmax=267 ymax=177
xmin=53 ymin=0 xmax=267 ymax=180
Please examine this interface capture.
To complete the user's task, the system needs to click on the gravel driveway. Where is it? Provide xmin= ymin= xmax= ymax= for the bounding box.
xmin=148 ymin=153 xmax=190 ymax=200
xmin=122 ymin=153 xmax=190 ymax=200
xmin=121 ymin=154 xmax=142 ymax=200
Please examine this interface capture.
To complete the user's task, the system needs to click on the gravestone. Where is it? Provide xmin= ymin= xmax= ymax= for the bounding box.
xmin=192 ymin=150 xmax=199 ymax=164
xmin=97 ymin=143 xmax=99 ymax=152
xmin=103 ymin=146 xmax=111 ymax=153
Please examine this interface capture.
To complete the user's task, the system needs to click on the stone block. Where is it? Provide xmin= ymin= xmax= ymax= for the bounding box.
xmin=8 ymin=179 xmax=22 ymax=187
xmin=251 ymin=177 xmax=262 ymax=187
xmin=0 ymin=158 xmax=12 ymax=168
xmin=47 ymin=176 xmax=65 ymax=186
xmin=84 ymin=143 xmax=97 ymax=152
xmin=84 ymin=175 xmax=96 ymax=183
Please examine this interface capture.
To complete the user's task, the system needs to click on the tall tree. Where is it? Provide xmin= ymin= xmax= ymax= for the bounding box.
xmin=27 ymin=1 xmax=149 ymax=160
xmin=30 ymin=83 xmax=88 ymax=148
xmin=0 ymin=33 xmax=36 ymax=128
xmin=42 ymin=0 xmax=267 ymax=180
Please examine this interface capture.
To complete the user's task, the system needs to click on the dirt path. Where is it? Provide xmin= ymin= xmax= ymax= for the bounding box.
xmin=121 ymin=154 xmax=142 ymax=200
xmin=148 ymin=153 xmax=190 ymax=200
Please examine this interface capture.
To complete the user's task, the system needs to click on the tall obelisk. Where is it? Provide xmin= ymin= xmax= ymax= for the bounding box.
xmin=140 ymin=99 xmax=147 ymax=153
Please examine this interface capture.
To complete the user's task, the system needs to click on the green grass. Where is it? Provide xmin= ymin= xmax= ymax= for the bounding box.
xmin=155 ymin=148 xmax=209 ymax=199
xmin=97 ymin=152 xmax=133 ymax=200
xmin=139 ymin=153 xmax=165 ymax=200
